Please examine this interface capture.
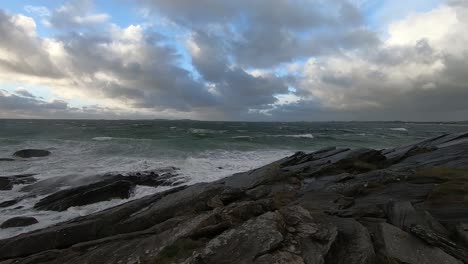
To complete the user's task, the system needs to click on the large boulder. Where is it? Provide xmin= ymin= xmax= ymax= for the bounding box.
xmin=1 ymin=217 xmax=38 ymax=229
xmin=13 ymin=149 xmax=51 ymax=158
xmin=34 ymin=180 xmax=136 ymax=211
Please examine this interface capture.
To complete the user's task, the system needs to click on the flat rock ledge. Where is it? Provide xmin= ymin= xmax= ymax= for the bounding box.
xmin=1 ymin=132 xmax=468 ymax=263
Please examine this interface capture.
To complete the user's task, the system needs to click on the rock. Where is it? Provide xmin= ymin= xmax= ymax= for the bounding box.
xmin=185 ymin=211 xmax=284 ymax=264
xmin=34 ymin=180 xmax=136 ymax=211
xmin=0 ymin=174 xmax=37 ymax=190
xmin=282 ymin=148 xmax=387 ymax=178
xmin=13 ymin=149 xmax=50 ymax=158
xmin=0 ymin=133 xmax=468 ymax=263
xmin=254 ymin=251 xmax=305 ymax=264
xmin=1 ymin=217 xmax=38 ymax=229
xmin=0 ymin=198 xmax=21 ymax=208
xmin=409 ymin=224 xmax=468 ymax=263
xmin=455 ymin=223 xmax=468 ymax=247
xmin=206 ymin=195 xmax=224 ymax=208
xmin=373 ymin=222 xmax=461 ymax=264
xmin=0 ymin=158 xmax=15 ymax=161
xmin=385 ymin=201 xmax=448 ymax=235
xmin=279 ymin=206 xmax=338 ymax=264
xmin=21 ymin=167 xmax=185 ymax=195
xmin=0 ymin=186 xmax=186 ymax=260
xmin=221 ymin=162 xmax=288 ymax=190
xmin=325 ymin=217 xmax=376 ymax=264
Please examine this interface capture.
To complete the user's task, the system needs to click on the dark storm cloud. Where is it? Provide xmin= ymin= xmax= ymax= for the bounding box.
xmin=0 ymin=92 xmax=67 ymax=112
xmin=189 ymin=31 xmax=289 ymax=111
xmin=287 ymin=40 xmax=468 ymax=121
xmin=56 ymin=29 xmax=218 ymax=111
xmin=0 ymin=91 xmax=149 ymax=119
xmin=138 ymin=0 xmax=375 ymax=68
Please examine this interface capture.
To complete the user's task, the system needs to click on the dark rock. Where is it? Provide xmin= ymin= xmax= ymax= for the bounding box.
xmin=455 ymin=223 xmax=468 ymax=247
xmin=383 ymin=132 xmax=468 ymax=164
xmin=0 ymin=198 xmax=21 ymax=208
xmin=0 ymin=186 xmax=187 ymax=260
xmin=409 ymin=224 xmax=468 ymax=263
xmin=21 ymin=167 xmax=185 ymax=195
xmin=1 ymin=217 xmax=38 ymax=229
xmin=325 ymin=217 xmax=376 ymax=264
xmin=185 ymin=211 xmax=284 ymax=264
xmin=283 ymin=148 xmax=387 ymax=178
xmin=372 ymin=222 xmax=461 ymax=264
xmin=221 ymin=162 xmax=291 ymax=190
xmin=13 ymin=149 xmax=50 ymax=158
xmin=34 ymin=180 xmax=135 ymax=211
xmin=280 ymin=206 xmax=338 ymax=264
xmin=0 ymin=174 xmax=37 ymax=190
xmin=385 ymin=201 xmax=448 ymax=235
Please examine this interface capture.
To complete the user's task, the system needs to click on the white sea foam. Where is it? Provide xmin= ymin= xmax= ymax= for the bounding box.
xmin=267 ymin=134 xmax=314 ymax=139
xmin=188 ymin=128 xmax=227 ymax=134
xmin=0 ymin=141 xmax=293 ymax=239
xmin=92 ymin=136 xmax=113 ymax=141
xmin=0 ymin=185 xmax=171 ymax=239
xmin=390 ymin=128 xmax=408 ymax=131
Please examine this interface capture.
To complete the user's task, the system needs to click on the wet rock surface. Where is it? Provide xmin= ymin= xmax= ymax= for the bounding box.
xmin=1 ymin=133 xmax=468 ymax=263
xmin=33 ymin=180 xmax=136 ymax=211
xmin=32 ymin=167 xmax=187 ymax=211
xmin=1 ymin=217 xmax=38 ymax=229
xmin=0 ymin=174 xmax=37 ymax=191
xmin=13 ymin=149 xmax=51 ymax=158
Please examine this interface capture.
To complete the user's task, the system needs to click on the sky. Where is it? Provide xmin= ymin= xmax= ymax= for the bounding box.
xmin=0 ymin=0 xmax=467 ymax=121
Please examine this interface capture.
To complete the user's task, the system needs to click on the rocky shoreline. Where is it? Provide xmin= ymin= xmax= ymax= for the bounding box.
xmin=0 ymin=132 xmax=468 ymax=263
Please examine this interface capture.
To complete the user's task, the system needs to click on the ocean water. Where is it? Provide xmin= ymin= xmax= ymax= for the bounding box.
xmin=1 ymin=119 xmax=467 ymax=238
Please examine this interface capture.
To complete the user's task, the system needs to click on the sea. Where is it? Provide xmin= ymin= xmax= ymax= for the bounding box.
xmin=1 ymin=119 xmax=467 ymax=238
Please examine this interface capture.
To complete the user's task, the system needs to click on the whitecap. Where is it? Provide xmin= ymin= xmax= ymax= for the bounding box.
xmin=267 ymin=134 xmax=314 ymax=139
xmin=92 ymin=137 xmax=113 ymax=141
xmin=188 ymin=128 xmax=227 ymax=134
xmin=390 ymin=128 xmax=408 ymax=132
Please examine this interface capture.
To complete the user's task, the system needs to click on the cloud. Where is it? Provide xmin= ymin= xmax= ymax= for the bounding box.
xmin=24 ymin=5 xmax=51 ymax=17
xmin=281 ymin=2 xmax=468 ymax=121
xmin=0 ymin=89 xmax=163 ymax=119
xmin=15 ymin=88 xmax=36 ymax=98
xmin=0 ymin=10 xmax=63 ymax=78
xmin=1 ymin=1 xmax=468 ymax=120
xmin=187 ymin=31 xmax=289 ymax=112
xmin=47 ymin=0 xmax=109 ymax=29
xmin=0 ymin=8 xmax=218 ymax=119
xmin=138 ymin=0 xmax=376 ymax=68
